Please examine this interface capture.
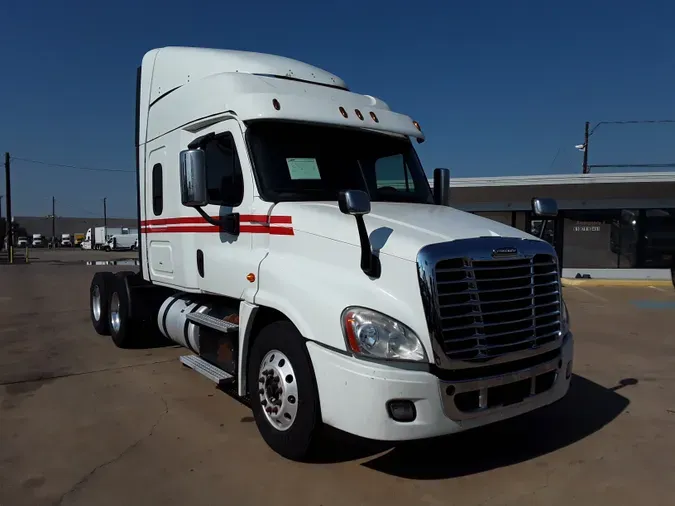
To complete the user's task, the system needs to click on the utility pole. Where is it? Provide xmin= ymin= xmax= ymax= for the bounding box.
xmin=582 ymin=121 xmax=590 ymax=174
xmin=4 ymin=153 xmax=13 ymax=262
xmin=52 ymin=197 xmax=56 ymax=248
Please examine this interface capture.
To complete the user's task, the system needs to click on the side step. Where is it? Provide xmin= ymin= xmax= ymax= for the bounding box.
xmin=186 ymin=312 xmax=239 ymax=333
xmin=180 ymin=355 xmax=234 ymax=386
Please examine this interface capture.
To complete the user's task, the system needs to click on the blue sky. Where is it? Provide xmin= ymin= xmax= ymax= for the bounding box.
xmin=0 ymin=0 xmax=673 ymax=218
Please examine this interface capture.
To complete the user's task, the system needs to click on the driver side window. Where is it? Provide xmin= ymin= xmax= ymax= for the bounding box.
xmin=375 ymin=154 xmax=414 ymax=192
xmin=202 ymin=133 xmax=244 ymax=207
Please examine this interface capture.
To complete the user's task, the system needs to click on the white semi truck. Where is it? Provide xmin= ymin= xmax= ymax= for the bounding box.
xmin=31 ymin=234 xmax=44 ymax=248
xmin=61 ymin=233 xmax=73 ymax=247
xmin=89 ymin=47 xmax=573 ymax=461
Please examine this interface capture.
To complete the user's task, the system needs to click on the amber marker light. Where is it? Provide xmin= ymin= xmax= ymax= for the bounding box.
xmin=246 ymin=273 xmax=256 ymax=282
xmin=343 ymin=310 xmax=362 ymax=353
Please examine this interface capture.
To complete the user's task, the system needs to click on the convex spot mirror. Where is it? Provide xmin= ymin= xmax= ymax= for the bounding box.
xmin=338 ymin=190 xmax=371 ymax=216
xmin=531 ymin=197 xmax=558 ymax=218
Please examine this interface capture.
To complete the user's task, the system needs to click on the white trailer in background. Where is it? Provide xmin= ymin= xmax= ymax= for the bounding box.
xmin=88 ymin=47 xmax=573 ymax=461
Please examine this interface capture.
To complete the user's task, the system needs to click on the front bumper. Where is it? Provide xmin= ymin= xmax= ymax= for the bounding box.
xmin=307 ymin=333 xmax=573 ymax=441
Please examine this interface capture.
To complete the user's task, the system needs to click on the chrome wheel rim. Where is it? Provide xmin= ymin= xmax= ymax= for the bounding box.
xmin=257 ymin=350 xmax=299 ymax=432
xmin=110 ymin=292 xmax=121 ymax=333
xmin=92 ymin=285 xmax=101 ymax=321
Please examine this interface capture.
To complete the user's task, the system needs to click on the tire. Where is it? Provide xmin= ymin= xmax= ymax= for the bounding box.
xmin=247 ymin=321 xmax=322 ymax=461
xmin=90 ymin=271 xmax=115 ymax=335
xmin=670 ymin=260 xmax=674 ymax=290
xmin=108 ymin=272 xmax=139 ymax=348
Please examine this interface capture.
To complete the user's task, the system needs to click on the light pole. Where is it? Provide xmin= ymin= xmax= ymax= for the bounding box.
xmin=577 ymin=119 xmax=675 ymax=174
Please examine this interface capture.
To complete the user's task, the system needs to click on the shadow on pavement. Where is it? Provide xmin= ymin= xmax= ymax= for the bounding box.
xmin=309 ymin=374 xmax=630 ymax=477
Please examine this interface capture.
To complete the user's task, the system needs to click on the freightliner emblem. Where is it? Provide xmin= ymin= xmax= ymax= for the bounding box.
xmin=492 ymin=247 xmax=518 ymax=258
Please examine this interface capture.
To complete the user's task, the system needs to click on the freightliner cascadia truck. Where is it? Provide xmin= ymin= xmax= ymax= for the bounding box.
xmin=89 ymin=46 xmax=573 ymax=461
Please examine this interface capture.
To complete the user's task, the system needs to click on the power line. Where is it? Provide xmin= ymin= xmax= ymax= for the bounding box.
xmin=589 ymin=163 xmax=675 ymax=169
xmin=10 ymin=156 xmax=134 ymax=173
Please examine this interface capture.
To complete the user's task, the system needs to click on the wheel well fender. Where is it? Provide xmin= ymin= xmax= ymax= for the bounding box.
xmin=238 ymin=304 xmax=294 ymax=397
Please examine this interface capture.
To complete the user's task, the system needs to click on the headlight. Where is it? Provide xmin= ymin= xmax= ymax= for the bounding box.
xmin=561 ymin=299 xmax=570 ymax=334
xmin=341 ymin=307 xmax=428 ymax=362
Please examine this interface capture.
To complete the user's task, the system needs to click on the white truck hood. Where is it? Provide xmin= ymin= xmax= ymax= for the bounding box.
xmin=272 ymin=202 xmax=538 ymax=261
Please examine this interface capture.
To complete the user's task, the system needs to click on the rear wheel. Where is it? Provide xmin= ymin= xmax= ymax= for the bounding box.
xmin=109 ymin=272 xmax=140 ymax=348
xmin=90 ymin=272 xmax=115 ymax=335
xmin=248 ymin=321 xmax=322 ymax=461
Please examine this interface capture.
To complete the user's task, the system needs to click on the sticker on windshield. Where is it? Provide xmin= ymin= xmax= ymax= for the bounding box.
xmin=286 ymin=158 xmax=320 ymax=180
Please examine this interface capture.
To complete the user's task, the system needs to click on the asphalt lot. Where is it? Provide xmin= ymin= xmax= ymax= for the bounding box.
xmin=1 ymin=250 xmax=674 ymax=506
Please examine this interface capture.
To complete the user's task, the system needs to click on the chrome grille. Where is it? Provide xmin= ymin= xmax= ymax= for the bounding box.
xmin=434 ymin=253 xmax=561 ymax=362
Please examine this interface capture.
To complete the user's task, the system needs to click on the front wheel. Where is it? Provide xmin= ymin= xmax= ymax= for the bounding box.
xmin=248 ymin=321 xmax=322 ymax=461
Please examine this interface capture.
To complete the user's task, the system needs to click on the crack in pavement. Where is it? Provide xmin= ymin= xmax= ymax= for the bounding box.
xmin=0 ymin=358 xmax=179 ymax=387
xmin=53 ymin=392 xmax=170 ymax=506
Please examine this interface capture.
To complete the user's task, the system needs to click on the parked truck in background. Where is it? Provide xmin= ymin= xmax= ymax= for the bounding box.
xmin=82 ymin=226 xmax=130 ymax=250
xmin=74 ymin=233 xmax=85 ymax=247
xmin=61 ymin=233 xmax=73 ymax=247
xmin=103 ymin=230 xmax=139 ymax=251
xmin=89 ymin=47 xmax=573 ymax=461
xmin=17 ymin=236 xmax=29 ymax=248
xmin=31 ymin=234 xmax=44 ymax=248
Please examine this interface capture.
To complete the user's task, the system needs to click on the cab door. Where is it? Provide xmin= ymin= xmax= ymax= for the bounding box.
xmin=192 ymin=120 xmax=259 ymax=301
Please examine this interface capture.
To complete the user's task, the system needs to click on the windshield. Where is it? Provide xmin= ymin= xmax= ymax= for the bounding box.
xmin=246 ymin=121 xmax=434 ymax=204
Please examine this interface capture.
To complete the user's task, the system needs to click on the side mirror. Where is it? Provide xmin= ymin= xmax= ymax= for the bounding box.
xmin=337 ymin=190 xmax=371 ymax=216
xmin=531 ymin=197 xmax=558 ymax=218
xmin=337 ymin=190 xmax=380 ymax=278
xmin=433 ymin=168 xmax=450 ymax=206
xmin=180 ymin=149 xmax=208 ymax=207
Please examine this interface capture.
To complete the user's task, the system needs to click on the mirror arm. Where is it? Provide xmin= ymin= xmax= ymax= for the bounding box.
xmin=194 ymin=206 xmax=240 ymax=236
xmin=188 ymin=132 xmax=215 ymax=150
xmin=354 ymin=215 xmax=381 ymax=278
xmin=538 ymin=219 xmax=548 ymax=239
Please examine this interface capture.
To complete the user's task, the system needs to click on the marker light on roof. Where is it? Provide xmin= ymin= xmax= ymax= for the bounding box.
xmin=370 ymin=111 xmax=379 ymax=123
xmin=413 ymin=120 xmax=421 ymax=131
xmin=272 ymin=98 xmax=281 ymax=110
xmin=355 ymin=109 xmax=364 ymax=120
xmin=339 ymin=106 xmax=348 ymax=118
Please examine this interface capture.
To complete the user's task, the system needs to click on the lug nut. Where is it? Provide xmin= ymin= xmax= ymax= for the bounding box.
xmin=258 ymin=389 xmax=264 ymax=395
xmin=258 ymin=377 xmax=265 ymax=384
xmin=261 ymin=399 xmax=267 ymax=406
xmin=266 ymin=406 xmax=272 ymax=413
xmin=272 ymin=407 xmax=278 ymax=414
